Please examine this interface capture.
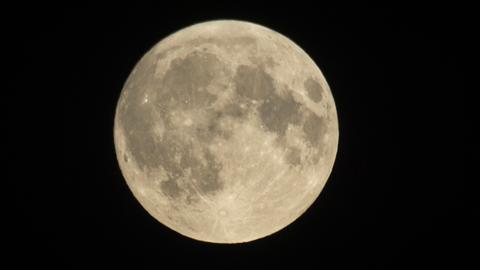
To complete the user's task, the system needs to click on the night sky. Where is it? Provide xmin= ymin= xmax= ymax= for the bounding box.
xmin=11 ymin=4 xmax=472 ymax=269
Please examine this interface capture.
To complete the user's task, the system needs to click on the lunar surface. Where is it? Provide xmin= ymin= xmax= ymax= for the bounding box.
xmin=114 ymin=20 xmax=338 ymax=243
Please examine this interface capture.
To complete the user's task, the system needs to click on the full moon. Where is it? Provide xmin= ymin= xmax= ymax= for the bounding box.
xmin=114 ymin=20 xmax=339 ymax=243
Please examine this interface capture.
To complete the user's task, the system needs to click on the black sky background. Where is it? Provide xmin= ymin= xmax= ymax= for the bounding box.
xmin=10 ymin=4 xmax=473 ymax=269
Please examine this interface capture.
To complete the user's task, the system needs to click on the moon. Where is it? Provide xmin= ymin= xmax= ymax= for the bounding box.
xmin=114 ymin=20 xmax=339 ymax=243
